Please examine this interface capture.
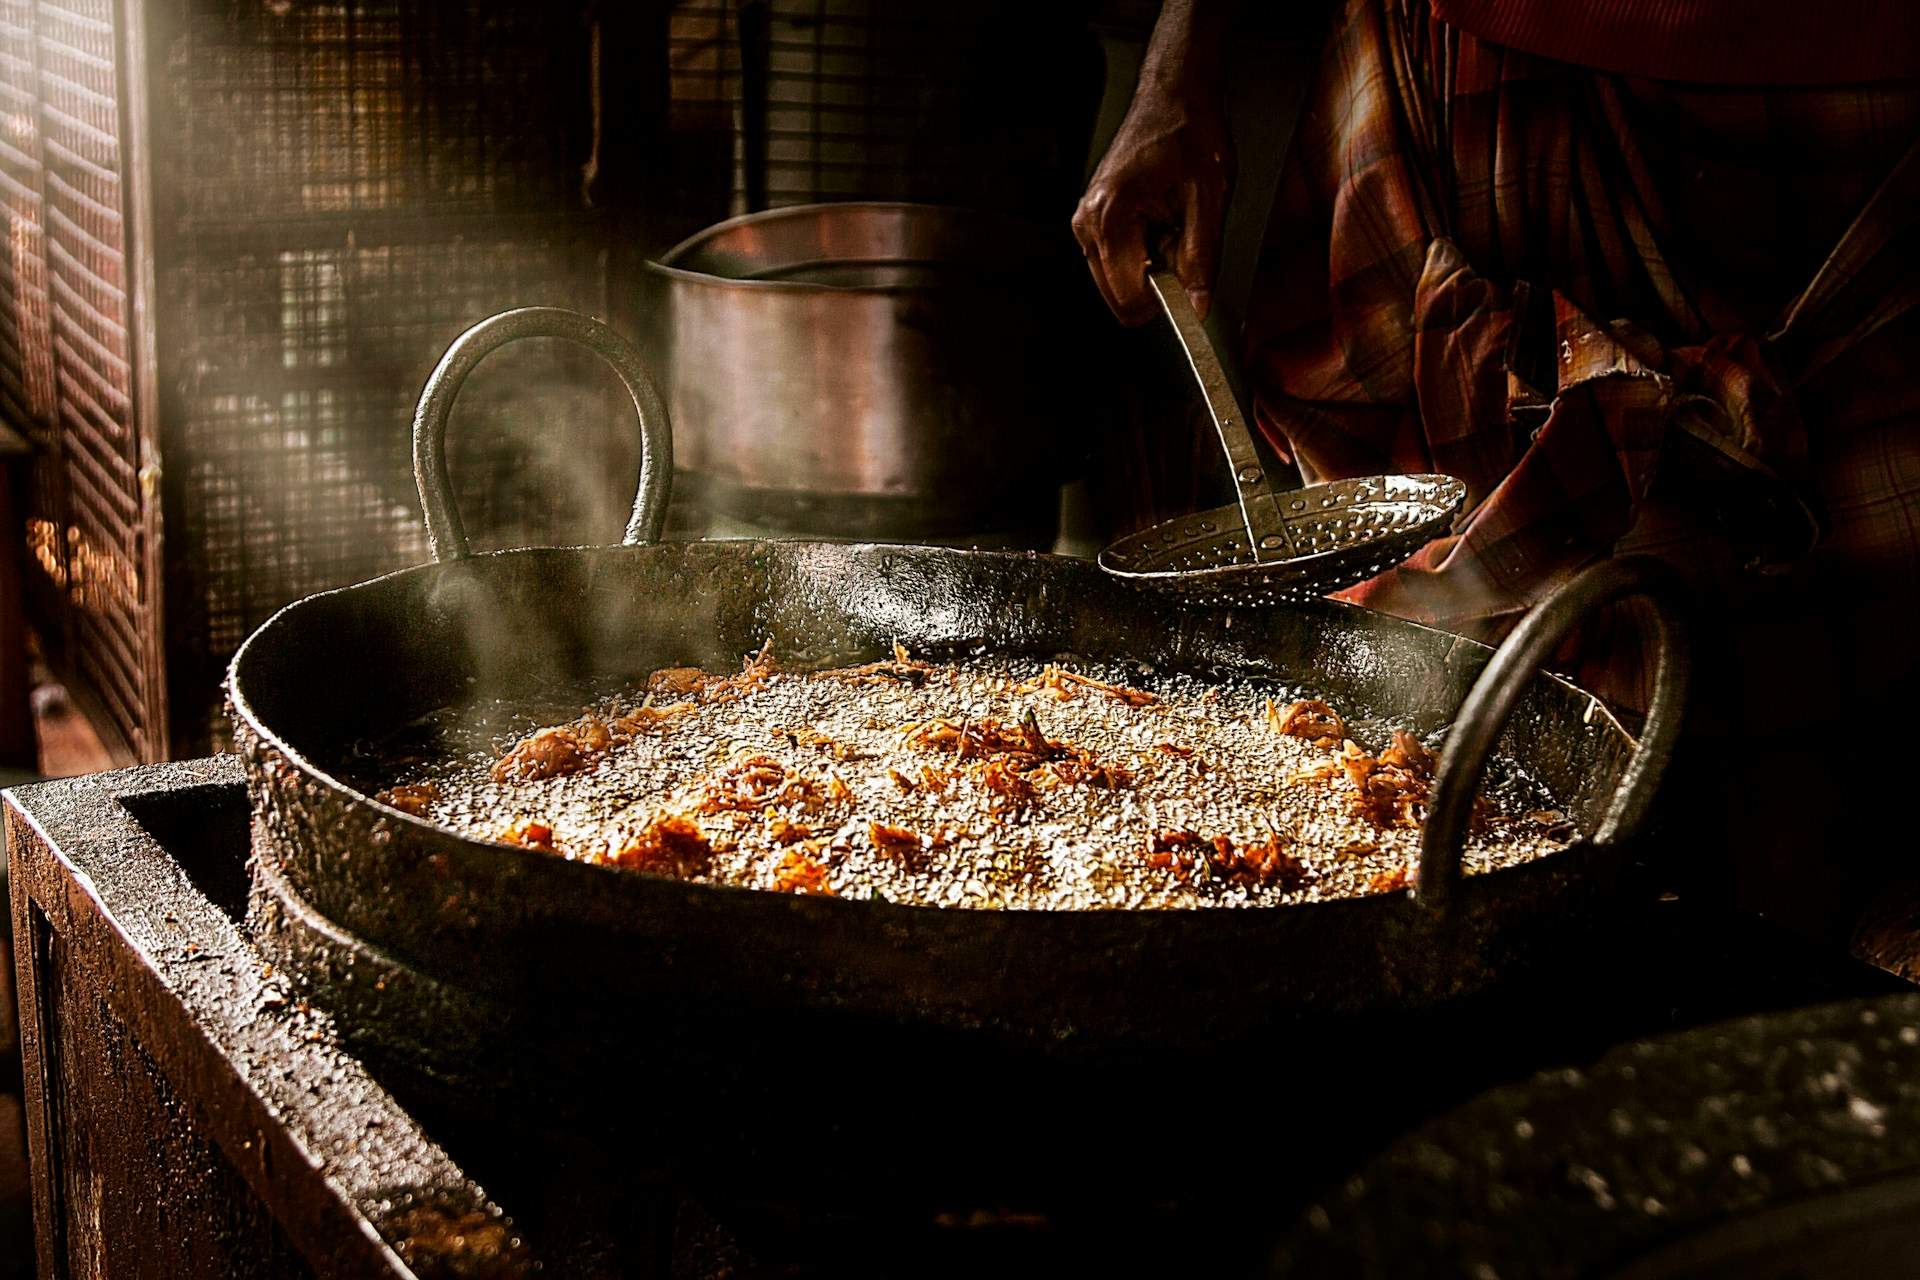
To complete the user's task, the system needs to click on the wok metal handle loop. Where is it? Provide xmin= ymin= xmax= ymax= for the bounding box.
xmin=412 ymin=306 xmax=675 ymax=563
xmin=1416 ymin=555 xmax=1693 ymax=912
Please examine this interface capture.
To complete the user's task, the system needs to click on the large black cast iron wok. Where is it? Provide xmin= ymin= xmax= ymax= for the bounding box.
xmin=230 ymin=308 xmax=1687 ymax=1102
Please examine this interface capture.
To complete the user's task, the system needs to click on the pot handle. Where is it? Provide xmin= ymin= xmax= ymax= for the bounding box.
xmin=412 ymin=306 xmax=675 ymax=563
xmin=1415 ymin=555 xmax=1692 ymax=911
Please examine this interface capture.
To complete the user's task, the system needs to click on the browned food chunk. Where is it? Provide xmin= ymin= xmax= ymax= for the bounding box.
xmin=1379 ymin=729 xmax=1436 ymax=779
xmin=772 ymin=849 xmax=834 ymax=896
xmin=611 ymin=700 xmax=696 ymax=735
xmin=868 ymin=820 xmax=956 ymax=859
xmin=646 ymin=667 xmax=708 ymax=696
xmin=1526 ymin=809 xmax=1577 ymax=841
xmin=704 ymin=640 xmax=778 ymax=703
xmin=1335 ymin=736 xmax=1444 ymax=829
xmin=767 ymin=817 xmax=814 ymax=846
xmin=1213 ymin=832 xmax=1308 ymax=890
xmin=498 ymin=818 xmax=557 ymax=852
xmin=1152 ymin=741 xmax=1211 ymax=777
xmin=645 ymin=641 xmax=779 ymax=705
xmin=1143 ymin=829 xmax=1210 ymax=880
xmin=1268 ymin=698 xmax=1348 ymax=745
xmin=903 ymin=711 xmax=1132 ymax=808
xmin=971 ymin=756 xmax=1040 ymax=809
xmin=606 ymin=814 xmax=712 ymax=879
xmin=1040 ymin=755 xmax=1134 ymax=790
xmin=492 ymin=713 xmax=614 ymax=784
xmin=903 ymin=715 xmax=1035 ymax=760
xmin=868 ymin=821 xmax=921 ymax=857
xmin=375 ymin=782 xmax=437 ymax=816
xmin=1145 ymin=829 xmax=1306 ymax=890
xmin=1368 ymin=864 xmax=1413 ymax=894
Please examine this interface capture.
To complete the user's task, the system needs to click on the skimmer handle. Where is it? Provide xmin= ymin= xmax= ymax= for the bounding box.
xmin=1149 ymin=268 xmax=1289 ymax=563
xmin=413 ymin=307 xmax=675 ymax=563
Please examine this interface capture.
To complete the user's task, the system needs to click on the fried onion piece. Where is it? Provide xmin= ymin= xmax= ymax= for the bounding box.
xmin=1379 ymin=729 xmax=1436 ymax=779
xmin=971 ymin=756 xmax=1040 ymax=809
xmin=644 ymin=640 xmax=780 ymax=706
xmin=1143 ymin=829 xmax=1210 ymax=880
xmin=772 ymin=849 xmax=835 ymax=896
xmin=767 ymin=817 xmax=814 ymax=846
xmin=1016 ymin=664 xmax=1157 ymax=706
xmin=375 ymin=782 xmax=437 ymax=816
xmin=902 ymin=712 xmax=1132 ymax=800
xmin=646 ymin=667 xmax=707 ymax=696
xmin=1039 ymin=756 xmax=1134 ymax=790
xmin=697 ymin=754 xmax=818 ymax=814
xmin=498 ymin=818 xmax=558 ymax=852
xmin=868 ymin=820 xmax=957 ymax=859
xmin=833 ymin=642 xmax=935 ymax=687
xmin=1331 ymin=733 xmax=1452 ymax=830
xmin=1368 ymin=864 xmax=1413 ymax=894
xmin=606 ymin=813 xmax=712 ymax=879
xmin=1268 ymin=698 xmax=1347 ymax=746
xmin=1213 ymin=832 xmax=1307 ymax=890
xmin=1143 ymin=829 xmax=1305 ymax=889
xmin=902 ymin=716 xmax=1044 ymax=760
xmin=492 ymin=713 xmax=615 ymax=783
xmin=611 ymin=699 xmax=696 ymax=736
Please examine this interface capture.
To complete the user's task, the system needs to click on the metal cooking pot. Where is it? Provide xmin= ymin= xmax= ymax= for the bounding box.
xmin=645 ymin=202 xmax=1088 ymax=541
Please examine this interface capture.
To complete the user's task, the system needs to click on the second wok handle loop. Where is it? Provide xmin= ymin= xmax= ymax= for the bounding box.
xmin=1416 ymin=555 xmax=1693 ymax=912
xmin=413 ymin=306 xmax=675 ymax=563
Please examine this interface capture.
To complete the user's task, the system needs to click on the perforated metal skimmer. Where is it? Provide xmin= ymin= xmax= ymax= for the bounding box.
xmin=1099 ymin=269 xmax=1465 ymax=607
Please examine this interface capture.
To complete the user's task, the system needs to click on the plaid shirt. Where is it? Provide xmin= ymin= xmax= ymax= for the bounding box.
xmin=1241 ymin=0 xmax=1920 ymax=938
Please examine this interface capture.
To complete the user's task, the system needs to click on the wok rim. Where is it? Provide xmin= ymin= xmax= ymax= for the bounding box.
xmin=227 ymin=539 xmax=1632 ymax=924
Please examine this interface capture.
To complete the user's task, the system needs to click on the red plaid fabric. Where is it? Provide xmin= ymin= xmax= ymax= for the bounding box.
xmin=1247 ymin=0 xmax=1920 ymax=706
xmin=1241 ymin=0 xmax=1920 ymax=938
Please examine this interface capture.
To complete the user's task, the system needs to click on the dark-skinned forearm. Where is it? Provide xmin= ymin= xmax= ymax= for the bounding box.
xmin=1137 ymin=0 xmax=1246 ymax=98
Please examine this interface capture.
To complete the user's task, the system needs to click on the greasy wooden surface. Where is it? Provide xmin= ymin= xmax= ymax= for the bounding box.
xmin=6 ymin=759 xmax=531 ymax=1279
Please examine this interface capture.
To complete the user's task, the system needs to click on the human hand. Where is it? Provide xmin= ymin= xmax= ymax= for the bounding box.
xmin=1072 ymin=79 xmax=1233 ymax=325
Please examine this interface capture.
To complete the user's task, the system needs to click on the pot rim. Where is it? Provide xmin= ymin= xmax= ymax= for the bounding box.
xmin=642 ymin=200 xmax=1062 ymax=297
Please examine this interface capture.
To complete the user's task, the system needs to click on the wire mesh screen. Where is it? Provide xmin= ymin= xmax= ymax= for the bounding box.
xmin=154 ymin=1 xmax=628 ymax=754
xmin=667 ymin=0 xmax=1097 ymax=219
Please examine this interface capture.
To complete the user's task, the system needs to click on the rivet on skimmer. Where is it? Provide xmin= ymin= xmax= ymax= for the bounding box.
xmin=1259 ymin=535 xmax=1284 ymax=550
xmin=1238 ymin=467 xmax=1262 ymax=484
